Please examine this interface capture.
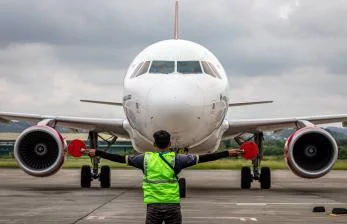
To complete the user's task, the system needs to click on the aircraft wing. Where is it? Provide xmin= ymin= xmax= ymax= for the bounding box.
xmin=223 ymin=114 xmax=347 ymax=138
xmin=0 ymin=112 xmax=129 ymax=137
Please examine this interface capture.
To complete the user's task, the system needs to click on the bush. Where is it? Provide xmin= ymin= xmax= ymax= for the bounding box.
xmin=339 ymin=147 xmax=347 ymax=159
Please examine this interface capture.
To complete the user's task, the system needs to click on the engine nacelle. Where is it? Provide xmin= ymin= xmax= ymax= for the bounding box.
xmin=14 ymin=126 xmax=66 ymax=177
xmin=284 ymin=127 xmax=338 ymax=178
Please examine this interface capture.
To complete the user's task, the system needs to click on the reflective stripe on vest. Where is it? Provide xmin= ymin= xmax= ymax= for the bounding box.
xmin=143 ymin=179 xmax=177 ymax=184
xmin=143 ymin=152 xmax=180 ymax=204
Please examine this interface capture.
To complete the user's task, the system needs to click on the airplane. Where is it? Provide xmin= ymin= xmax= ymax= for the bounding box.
xmin=0 ymin=0 xmax=347 ymax=192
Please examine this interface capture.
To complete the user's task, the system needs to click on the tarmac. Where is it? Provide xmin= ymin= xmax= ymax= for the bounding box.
xmin=0 ymin=169 xmax=347 ymax=223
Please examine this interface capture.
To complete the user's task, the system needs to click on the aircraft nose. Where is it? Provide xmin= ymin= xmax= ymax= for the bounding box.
xmin=147 ymin=82 xmax=204 ymax=140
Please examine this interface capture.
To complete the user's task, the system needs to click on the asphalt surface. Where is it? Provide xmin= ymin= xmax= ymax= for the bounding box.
xmin=0 ymin=169 xmax=347 ymax=223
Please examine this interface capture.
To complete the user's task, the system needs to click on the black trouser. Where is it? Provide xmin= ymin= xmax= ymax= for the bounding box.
xmin=146 ymin=203 xmax=182 ymax=224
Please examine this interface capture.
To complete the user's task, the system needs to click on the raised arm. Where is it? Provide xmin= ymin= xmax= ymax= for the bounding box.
xmin=175 ymin=149 xmax=242 ymax=173
xmin=198 ymin=149 xmax=241 ymax=163
xmin=87 ymin=149 xmax=144 ymax=170
xmin=94 ymin=150 xmax=126 ymax=163
xmin=86 ymin=149 xmax=126 ymax=163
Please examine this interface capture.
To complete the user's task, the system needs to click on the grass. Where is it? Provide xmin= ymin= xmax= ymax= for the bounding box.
xmin=1 ymin=156 xmax=347 ymax=170
xmin=0 ymin=157 xmax=131 ymax=169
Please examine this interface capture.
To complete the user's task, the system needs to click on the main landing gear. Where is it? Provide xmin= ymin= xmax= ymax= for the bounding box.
xmin=236 ymin=132 xmax=271 ymax=189
xmin=175 ymin=148 xmax=187 ymax=198
xmin=80 ymin=131 xmax=114 ymax=188
xmin=179 ymin=178 xmax=186 ymax=198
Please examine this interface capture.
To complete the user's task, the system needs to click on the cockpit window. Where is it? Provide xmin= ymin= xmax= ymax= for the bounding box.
xmin=208 ymin=62 xmax=221 ymax=79
xmin=201 ymin=61 xmax=221 ymax=79
xmin=136 ymin=61 xmax=150 ymax=77
xmin=149 ymin=61 xmax=175 ymax=74
xmin=177 ymin=61 xmax=202 ymax=74
xmin=131 ymin=62 xmax=144 ymax=78
xmin=201 ymin=61 xmax=214 ymax=77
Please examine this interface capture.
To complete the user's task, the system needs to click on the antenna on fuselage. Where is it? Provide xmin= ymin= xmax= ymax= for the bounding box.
xmin=174 ymin=0 xmax=180 ymax=39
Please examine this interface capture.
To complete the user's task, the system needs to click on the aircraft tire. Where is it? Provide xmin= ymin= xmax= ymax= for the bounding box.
xmin=260 ymin=167 xmax=271 ymax=189
xmin=241 ymin=166 xmax=252 ymax=189
xmin=100 ymin=166 xmax=111 ymax=188
xmin=81 ymin=165 xmax=91 ymax=188
xmin=179 ymin=178 xmax=186 ymax=198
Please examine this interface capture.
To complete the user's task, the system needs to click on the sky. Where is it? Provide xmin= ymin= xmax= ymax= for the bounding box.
xmin=0 ymin=0 xmax=347 ymax=122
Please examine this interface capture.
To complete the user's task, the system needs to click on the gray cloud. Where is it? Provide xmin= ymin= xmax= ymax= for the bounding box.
xmin=0 ymin=0 xmax=171 ymax=46
xmin=0 ymin=0 xmax=347 ymax=121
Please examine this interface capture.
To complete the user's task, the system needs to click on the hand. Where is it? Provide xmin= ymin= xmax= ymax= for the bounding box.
xmin=80 ymin=148 xmax=96 ymax=157
xmin=87 ymin=149 xmax=96 ymax=157
xmin=228 ymin=149 xmax=244 ymax=157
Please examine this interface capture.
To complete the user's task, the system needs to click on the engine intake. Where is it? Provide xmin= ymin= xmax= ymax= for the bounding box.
xmin=14 ymin=126 xmax=65 ymax=177
xmin=284 ymin=127 xmax=338 ymax=178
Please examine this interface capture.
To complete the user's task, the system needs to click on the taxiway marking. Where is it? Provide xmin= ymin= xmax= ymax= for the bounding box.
xmin=236 ymin=202 xmax=346 ymax=206
xmin=84 ymin=215 xmax=258 ymax=222
xmin=86 ymin=216 xmax=105 ymax=220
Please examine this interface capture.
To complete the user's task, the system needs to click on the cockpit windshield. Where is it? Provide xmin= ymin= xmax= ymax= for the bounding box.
xmin=149 ymin=61 xmax=175 ymax=74
xmin=136 ymin=60 xmax=212 ymax=76
xmin=177 ymin=61 xmax=202 ymax=74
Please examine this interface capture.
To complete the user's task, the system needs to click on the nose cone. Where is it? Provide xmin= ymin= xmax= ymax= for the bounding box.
xmin=147 ymin=81 xmax=204 ymax=146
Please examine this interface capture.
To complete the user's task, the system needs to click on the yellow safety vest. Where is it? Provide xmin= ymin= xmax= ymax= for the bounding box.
xmin=143 ymin=152 xmax=180 ymax=204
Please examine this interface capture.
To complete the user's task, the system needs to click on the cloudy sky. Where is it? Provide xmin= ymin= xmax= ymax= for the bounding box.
xmin=1 ymin=0 xmax=347 ymax=122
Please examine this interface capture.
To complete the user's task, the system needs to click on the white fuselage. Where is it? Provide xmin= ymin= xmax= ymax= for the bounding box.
xmin=123 ymin=39 xmax=229 ymax=154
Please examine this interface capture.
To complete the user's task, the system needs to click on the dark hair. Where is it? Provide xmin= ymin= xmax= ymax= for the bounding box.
xmin=153 ymin=130 xmax=171 ymax=149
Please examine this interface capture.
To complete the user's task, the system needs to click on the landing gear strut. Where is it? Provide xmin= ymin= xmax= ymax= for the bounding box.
xmin=80 ymin=131 xmax=111 ymax=188
xmin=237 ymin=131 xmax=271 ymax=189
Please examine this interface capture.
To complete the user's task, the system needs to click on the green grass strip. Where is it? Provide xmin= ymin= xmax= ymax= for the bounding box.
xmin=1 ymin=157 xmax=347 ymax=170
